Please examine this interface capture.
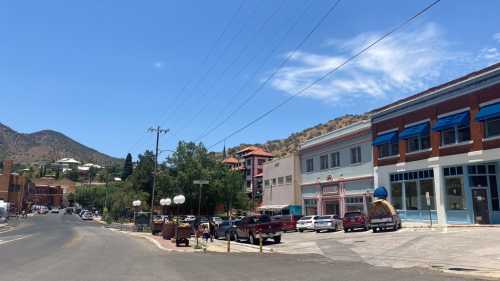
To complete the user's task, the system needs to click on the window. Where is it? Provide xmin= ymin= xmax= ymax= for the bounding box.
xmin=272 ymin=178 xmax=277 ymax=185
xmin=320 ymin=155 xmax=329 ymax=170
xmin=330 ymin=152 xmax=340 ymax=167
xmin=378 ymin=142 xmax=399 ymax=158
xmin=420 ymin=179 xmax=436 ymax=210
xmin=485 ymin=117 xmax=500 ymax=138
xmin=406 ymin=134 xmax=431 ymax=153
xmin=390 ymin=182 xmax=403 ymax=210
xmin=468 ymin=164 xmax=499 ymax=211
xmin=306 ymin=158 xmax=314 ymax=172
xmin=350 ymin=146 xmax=361 ymax=164
xmin=277 ymin=177 xmax=284 ymax=185
xmin=257 ymin=159 xmax=266 ymax=165
xmin=345 ymin=196 xmax=364 ymax=212
xmin=441 ymin=125 xmax=470 ymax=146
xmin=304 ymin=199 xmax=317 ymax=215
xmin=446 ymin=177 xmax=465 ymax=210
xmin=264 ymin=180 xmax=270 ymax=187
xmin=246 ymin=169 xmax=251 ymax=176
xmin=246 ymin=159 xmax=252 ymax=166
xmin=285 ymin=175 xmax=292 ymax=184
xmin=405 ymin=181 xmax=418 ymax=210
xmin=246 ymin=181 xmax=251 ymax=188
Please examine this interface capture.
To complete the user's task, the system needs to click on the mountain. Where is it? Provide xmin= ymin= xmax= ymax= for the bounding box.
xmin=226 ymin=113 xmax=370 ymax=158
xmin=0 ymin=123 xmax=121 ymax=165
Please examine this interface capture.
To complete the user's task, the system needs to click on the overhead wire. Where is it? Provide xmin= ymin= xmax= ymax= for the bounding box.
xmin=206 ymin=0 xmax=442 ymax=149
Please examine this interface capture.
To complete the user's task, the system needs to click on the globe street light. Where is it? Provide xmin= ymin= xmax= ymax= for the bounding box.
xmin=132 ymin=200 xmax=141 ymax=228
xmin=160 ymin=198 xmax=172 ymax=216
xmin=173 ymin=194 xmax=185 ymax=245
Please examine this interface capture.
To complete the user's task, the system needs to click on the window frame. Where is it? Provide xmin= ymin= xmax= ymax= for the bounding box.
xmin=319 ymin=154 xmax=329 ymax=170
xmin=378 ymin=142 xmax=399 ymax=159
xmin=350 ymin=146 xmax=362 ymax=164
xmin=440 ymin=124 xmax=471 ymax=146
xmin=406 ymin=134 xmax=431 ymax=153
xmin=285 ymin=175 xmax=292 ymax=184
xmin=306 ymin=158 xmax=314 ymax=172
xmin=485 ymin=117 xmax=500 ymax=139
xmin=330 ymin=151 xmax=340 ymax=168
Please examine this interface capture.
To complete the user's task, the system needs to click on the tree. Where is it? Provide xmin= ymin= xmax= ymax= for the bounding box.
xmin=67 ymin=167 xmax=79 ymax=182
xmin=122 ymin=153 xmax=133 ymax=180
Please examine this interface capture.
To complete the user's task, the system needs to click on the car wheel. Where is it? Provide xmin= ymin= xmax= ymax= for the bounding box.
xmin=249 ymin=234 xmax=257 ymax=245
xmin=298 ymin=229 xmax=304 ymax=233
xmin=316 ymin=230 xmax=320 ymax=233
xmin=344 ymin=228 xmax=349 ymax=233
xmin=372 ymin=228 xmax=378 ymax=233
xmin=274 ymin=236 xmax=281 ymax=244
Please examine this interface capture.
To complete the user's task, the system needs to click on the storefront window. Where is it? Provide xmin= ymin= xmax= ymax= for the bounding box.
xmin=419 ymin=179 xmax=436 ymax=210
xmin=345 ymin=196 xmax=364 ymax=212
xmin=304 ymin=199 xmax=317 ymax=215
xmin=405 ymin=181 xmax=418 ymax=210
xmin=446 ymin=177 xmax=466 ymax=210
xmin=391 ymin=182 xmax=403 ymax=210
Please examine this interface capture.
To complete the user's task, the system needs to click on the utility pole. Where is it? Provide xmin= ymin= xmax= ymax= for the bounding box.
xmin=148 ymin=126 xmax=169 ymax=225
xmin=193 ymin=179 xmax=209 ymax=249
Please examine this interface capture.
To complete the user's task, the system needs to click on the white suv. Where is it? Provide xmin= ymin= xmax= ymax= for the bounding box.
xmin=296 ymin=216 xmax=318 ymax=232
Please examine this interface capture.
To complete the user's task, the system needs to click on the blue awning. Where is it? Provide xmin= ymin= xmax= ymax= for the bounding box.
xmin=476 ymin=102 xmax=500 ymax=121
xmin=372 ymin=131 xmax=398 ymax=146
xmin=432 ymin=111 xmax=469 ymax=131
xmin=374 ymin=186 xmax=388 ymax=199
xmin=399 ymin=123 xmax=429 ymax=139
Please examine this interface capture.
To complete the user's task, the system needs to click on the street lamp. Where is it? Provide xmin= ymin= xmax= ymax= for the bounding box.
xmin=160 ymin=198 xmax=172 ymax=216
xmin=173 ymin=194 xmax=185 ymax=245
xmin=132 ymin=200 xmax=141 ymax=228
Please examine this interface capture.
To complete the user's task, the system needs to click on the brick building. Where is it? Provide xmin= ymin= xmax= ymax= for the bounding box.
xmin=371 ymin=62 xmax=500 ymax=225
xmin=28 ymin=184 xmax=64 ymax=208
xmin=0 ymin=160 xmax=30 ymax=213
xmin=223 ymin=146 xmax=273 ymax=208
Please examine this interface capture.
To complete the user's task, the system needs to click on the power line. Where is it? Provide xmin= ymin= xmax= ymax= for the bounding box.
xmin=158 ymin=0 xmax=263 ymax=132
xmin=124 ymin=0 xmax=246 ymax=154
xmin=193 ymin=0 xmax=317 ymax=143
xmin=171 ymin=0 xmax=288 ymax=137
xmin=195 ymin=0 xmax=342 ymax=142
xmin=207 ymin=0 xmax=442 ymax=149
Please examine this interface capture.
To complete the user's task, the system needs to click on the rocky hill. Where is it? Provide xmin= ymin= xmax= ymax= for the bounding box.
xmin=226 ymin=113 xmax=370 ymax=157
xmin=0 ymin=123 xmax=121 ymax=165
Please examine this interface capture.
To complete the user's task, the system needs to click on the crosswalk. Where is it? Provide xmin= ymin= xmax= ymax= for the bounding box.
xmin=0 ymin=234 xmax=31 ymax=245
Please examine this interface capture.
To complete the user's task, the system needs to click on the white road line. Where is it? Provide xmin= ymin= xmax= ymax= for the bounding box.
xmin=0 ymin=234 xmax=32 ymax=245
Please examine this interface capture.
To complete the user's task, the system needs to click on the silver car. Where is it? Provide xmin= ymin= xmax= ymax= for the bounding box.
xmin=314 ymin=215 xmax=342 ymax=232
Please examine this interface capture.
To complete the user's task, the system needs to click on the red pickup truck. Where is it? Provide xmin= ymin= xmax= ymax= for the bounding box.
xmin=235 ymin=215 xmax=282 ymax=244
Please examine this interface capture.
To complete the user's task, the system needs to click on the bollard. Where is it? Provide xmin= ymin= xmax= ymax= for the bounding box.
xmin=227 ymin=236 xmax=231 ymax=253
xmin=259 ymin=232 xmax=263 ymax=254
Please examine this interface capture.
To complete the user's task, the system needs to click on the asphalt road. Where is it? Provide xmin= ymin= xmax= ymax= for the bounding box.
xmin=0 ymin=214 xmax=485 ymax=281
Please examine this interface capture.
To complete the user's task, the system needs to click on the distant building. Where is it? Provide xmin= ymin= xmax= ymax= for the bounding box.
xmin=260 ymin=153 xmax=302 ymax=215
xmin=223 ymin=146 xmax=273 ymax=209
xmin=55 ymin=158 xmax=81 ymax=172
xmin=28 ymin=184 xmax=63 ymax=208
xmin=299 ymin=120 xmax=374 ymax=217
xmin=0 ymin=160 xmax=31 ymax=212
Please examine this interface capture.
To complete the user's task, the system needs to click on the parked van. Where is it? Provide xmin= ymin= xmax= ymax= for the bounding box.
xmin=368 ymin=199 xmax=401 ymax=232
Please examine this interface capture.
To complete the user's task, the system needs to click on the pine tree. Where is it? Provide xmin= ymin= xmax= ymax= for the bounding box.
xmin=122 ymin=153 xmax=133 ymax=180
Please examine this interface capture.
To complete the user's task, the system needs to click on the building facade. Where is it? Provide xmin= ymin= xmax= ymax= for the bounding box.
xmin=223 ymin=146 xmax=273 ymax=208
xmin=260 ymin=153 xmax=302 ymax=215
xmin=0 ymin=160 xmax=30 ymax=213
xmin=299 ymin=120 xmax=374 ymax=217
xmin=28 ymin=184 xmax=64 ymax=208
xmin=372 ymin=62 xmax=500 ymax=225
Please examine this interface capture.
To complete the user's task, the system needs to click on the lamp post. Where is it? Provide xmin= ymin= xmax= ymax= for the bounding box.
xmin=160 ymin=198 xmax=172 ymax=216
xmin=132 ymin=200 xmax=141 ymax=230
xmin=173 ymin=195 xmax=185 ymax=246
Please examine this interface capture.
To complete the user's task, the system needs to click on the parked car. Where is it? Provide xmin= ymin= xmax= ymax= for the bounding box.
xmin=296 ymin=216 xmax=318 ymax=232
xmin=50 ymin=208 xmax=60 ymax=214
xmin=272 ymin=215 xmax=302 ymax=232
xmin=314 ymin=215 xmax=342 ymax=232
xmin=214 ymin=220 xmax=239 ymax=240
xmin=38 ymin=206 xmax=49 ymax=214
xmin=235 ymin=215 xmax=282 ymax=244
xmin=64 ymin=208 xmax=74 ymax=215
xmin=211 ymin=216 xmax=223 ymax=226
xmin=184 ymin=215 xmax=196 ymax=222
xmin=368 ymin=199 xmax=402 ymax=232
xmin=343 ymin=211 xmax=370 ymax=232
xmin=81 ymin=212 xmax=93 ymax=220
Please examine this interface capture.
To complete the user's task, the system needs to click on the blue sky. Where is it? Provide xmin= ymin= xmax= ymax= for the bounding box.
xmin=1 ymin=0 xmax=500 ymax=160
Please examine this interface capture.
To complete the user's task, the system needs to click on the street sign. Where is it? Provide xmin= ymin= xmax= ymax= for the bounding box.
xmin=193 ymin=180 xmax=209 ymax=185
xmin=425 ymin=192 xmax=431 ymax=206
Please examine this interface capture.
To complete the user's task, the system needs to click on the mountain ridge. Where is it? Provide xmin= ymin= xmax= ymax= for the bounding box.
xmin=0 ymin=122 xmax=121 ymax=165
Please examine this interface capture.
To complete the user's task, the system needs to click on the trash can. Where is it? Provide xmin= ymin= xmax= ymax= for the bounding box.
xmin=162 ymin=222 xmax=176 ymax=240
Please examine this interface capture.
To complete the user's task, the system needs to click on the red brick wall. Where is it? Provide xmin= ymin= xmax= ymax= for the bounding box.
xmin=373 ymin=83 xmax=500 ymax=166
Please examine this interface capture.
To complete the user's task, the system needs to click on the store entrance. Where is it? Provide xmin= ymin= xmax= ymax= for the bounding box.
xmin=324 ymin=201 xmax=339 ymax=216
xmin=472 ymin=189 xmax=490 ymax=224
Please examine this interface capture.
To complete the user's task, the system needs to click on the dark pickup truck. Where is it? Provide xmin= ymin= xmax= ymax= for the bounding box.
xmin=235 ymin=215 xmax=282 ymax=244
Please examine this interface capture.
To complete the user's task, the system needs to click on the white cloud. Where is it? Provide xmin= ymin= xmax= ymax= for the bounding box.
xmin=270 ymin=23 xmax=469 ymax=104
xmin=153 ymin=61 xmax=165 ymax=69
xmin=494 ymin=33 xmax=500 ymax=43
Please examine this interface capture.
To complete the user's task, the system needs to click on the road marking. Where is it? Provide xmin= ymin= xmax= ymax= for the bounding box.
xmin=0 ymin=234 xmax=32 ymax=245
